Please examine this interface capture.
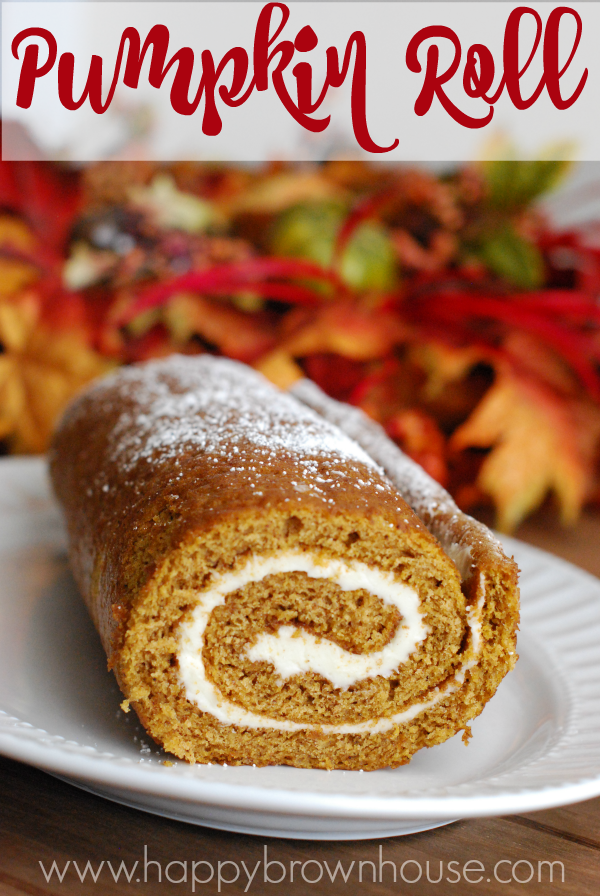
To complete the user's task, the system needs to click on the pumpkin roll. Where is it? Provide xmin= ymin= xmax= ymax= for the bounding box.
xmin=50 ymin=355 xmax=519 ymax=770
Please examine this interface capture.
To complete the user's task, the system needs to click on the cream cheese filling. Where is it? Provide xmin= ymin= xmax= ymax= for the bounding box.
xmin=177 ymin=552 xmax=484 ymax=734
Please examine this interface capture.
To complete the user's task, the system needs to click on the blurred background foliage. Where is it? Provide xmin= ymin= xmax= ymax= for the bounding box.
xmin=1 ymin=157 xmax=600 ymax=532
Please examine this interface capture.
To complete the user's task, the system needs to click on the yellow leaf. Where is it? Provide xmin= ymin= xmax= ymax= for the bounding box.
xmin=255 ymin=350 xmax=303 ymax=389
xmin=0 ymin=259 xmax=38 ymax=298
xmin=0 ymin=216 xmax=36 ymax=252
xmin=451 ymin=372 xmax=600 ymax=531
xmin=0 ymin=294 xmax=112 ymax=453
xmin=0 ymin=295 xmax=40 ymax=352
xmin=0 ymin=356 xmax=25 ymax=439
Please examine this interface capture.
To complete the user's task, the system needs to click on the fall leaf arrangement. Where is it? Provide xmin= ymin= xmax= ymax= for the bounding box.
xmin=1 ymin=157 xmax=600 ymax=532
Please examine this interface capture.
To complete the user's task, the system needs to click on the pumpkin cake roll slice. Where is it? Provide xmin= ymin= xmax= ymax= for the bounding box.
xmin=50 ymin=354 xmax=519 ymax=770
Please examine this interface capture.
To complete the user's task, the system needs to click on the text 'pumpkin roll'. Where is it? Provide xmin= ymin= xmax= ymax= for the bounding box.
xmin=50 ymin=355 xmax=519 ymax=770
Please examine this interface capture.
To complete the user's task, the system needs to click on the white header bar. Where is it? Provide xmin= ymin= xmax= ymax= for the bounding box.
xmin=2 ymin=2 xmax=599 ymax=160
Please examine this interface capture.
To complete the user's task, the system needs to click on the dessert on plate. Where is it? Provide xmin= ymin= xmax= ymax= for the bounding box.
xmin=50 ymin=355 xmax=519 ymax=769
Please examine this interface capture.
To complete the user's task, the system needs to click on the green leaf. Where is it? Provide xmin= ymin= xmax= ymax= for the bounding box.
xmin=270 ymin=202 xmax=398 ymax=292
xmin=478 ymin=225 xmax=545 ymax=289
xmin=482 ymin=160 xmax=571 ymax=211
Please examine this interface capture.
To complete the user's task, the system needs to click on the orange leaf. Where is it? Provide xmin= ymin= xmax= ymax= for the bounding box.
xmin=410 ymin=341 xmax=486 ymax=400
xmin=452 ymin=371 xmax=600 ymax=531
xmin=283 ymin=303 xmax=406 ymax=361
xmin=0 ymin=293 xmax=112 ymax=453
xmin=254 ymin=350 xmax=304 ymax=389
xmin=0 ymin=215 xmax=37 ymax=252
xmin=164 ymin=293 xmax=275 ymax=362
xmin=387 ymin=409 xmax=448 ymax=485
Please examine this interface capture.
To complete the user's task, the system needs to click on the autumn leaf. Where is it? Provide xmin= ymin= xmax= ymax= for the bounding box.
xmin=225 ymin=170 xmax=344 ymax=217
xmin=409 ymin=341 xmax=486 ymax=401
xmin=391 ymin=228 xmax=456 ymax=272
xmin=0 ymin=215 xmax=37 ymax=253
xmin=0 ymin=161 xmax=81 ymax=254
xmin=128 ymin=174 xmax=219 ymax=233
xmin=0 ymin=216 xmax=40 ymax=298
xmin=387 ymin=409 xmax=448 ymax=485
xmin=255 ymin=349 xmax=304 ymax=389
xmin=502 ymin=330 xmax=582 ymax=395
xmin=163 ymin=293 xmax=275 ymax=362
xmin=0 ymin=258 xmax=39 ymax=299
xmin=281 ymin=302 xmax=407 ymax=361
xmin=0 ymin=294 xmax=112 ymax=452
xmin=477 ymin=224 xmax=545 ymax=289
xmin=480 ymin=159 xmax=571 ymax=211
xmin=451 ymin=370 xmax=600 ymax=531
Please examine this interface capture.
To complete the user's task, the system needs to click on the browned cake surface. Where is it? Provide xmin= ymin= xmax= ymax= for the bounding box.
xmin=50 ymin=355 xmax=519 ymax=770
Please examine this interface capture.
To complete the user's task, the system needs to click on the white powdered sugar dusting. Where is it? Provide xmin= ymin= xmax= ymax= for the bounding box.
xmin=82 ymin=356 xmax=393 ymax=505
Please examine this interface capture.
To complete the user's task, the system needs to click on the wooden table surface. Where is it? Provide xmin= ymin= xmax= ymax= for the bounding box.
xmin=1 ymin=510 xmax=600 ymax=895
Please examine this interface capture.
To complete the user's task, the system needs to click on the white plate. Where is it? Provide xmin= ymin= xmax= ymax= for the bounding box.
xmin=1 ymin=457 xmax=600 ymax=840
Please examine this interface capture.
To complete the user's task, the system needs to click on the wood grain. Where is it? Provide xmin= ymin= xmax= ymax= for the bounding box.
xmin=1 ymin=755 xmax=599 ymax=894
